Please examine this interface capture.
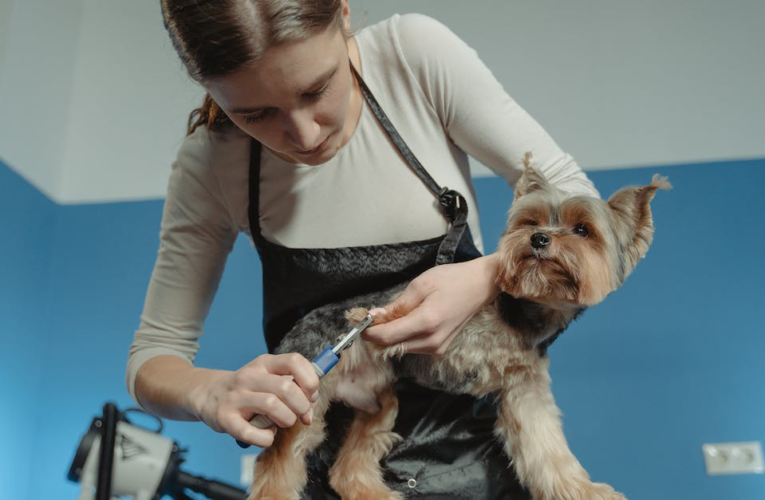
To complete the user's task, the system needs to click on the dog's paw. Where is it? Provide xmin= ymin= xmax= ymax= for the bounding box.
xmin=345 ymin=304 xmax=401 ymax=327
xmin=345 ymin=307 xmax=370 ymax=324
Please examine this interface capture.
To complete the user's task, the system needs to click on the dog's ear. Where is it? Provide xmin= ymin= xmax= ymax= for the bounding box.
xmin=513 ymin=152 xmax=552 ymax=199
xmin=607 ymin=174 xmax=671 ymax=272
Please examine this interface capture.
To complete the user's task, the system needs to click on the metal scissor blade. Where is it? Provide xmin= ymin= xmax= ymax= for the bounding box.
xmin=332 ymin=314 xmax=374 ymax=354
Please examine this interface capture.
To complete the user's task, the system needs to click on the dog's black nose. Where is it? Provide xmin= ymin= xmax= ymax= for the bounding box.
xmin=530 ymin=232 xmax=551 ymax=249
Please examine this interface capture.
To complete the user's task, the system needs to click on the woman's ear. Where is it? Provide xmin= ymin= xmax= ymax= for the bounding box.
xmin=341 ymin=0 xmax=351 ymax=33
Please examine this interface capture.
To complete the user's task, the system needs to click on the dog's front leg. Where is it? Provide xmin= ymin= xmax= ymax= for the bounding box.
xmin=496 ymin=359 xmax=626 ymax=500
xmin=248 ymin=382 xmax=332 ymax=500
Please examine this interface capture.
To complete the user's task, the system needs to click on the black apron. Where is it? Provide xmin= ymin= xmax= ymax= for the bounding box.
xmin=247 ymin=66 xmax=530 ymax=499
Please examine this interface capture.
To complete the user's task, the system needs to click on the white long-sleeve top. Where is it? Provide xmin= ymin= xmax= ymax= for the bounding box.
xmin=126 ymin=13 xmax=599 ymax=407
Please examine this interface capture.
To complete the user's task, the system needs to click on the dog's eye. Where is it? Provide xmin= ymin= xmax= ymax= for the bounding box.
xmin=523 ymin=220 xmax=538 ymax=227
xmin=573 ymin=224 xmax=589 ymax=237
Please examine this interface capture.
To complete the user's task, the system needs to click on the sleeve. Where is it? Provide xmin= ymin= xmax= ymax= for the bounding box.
xmin=125 ymin=127 xmax=239 ymax=409
xmin=393 ymin=13 xmax=600 ymax=198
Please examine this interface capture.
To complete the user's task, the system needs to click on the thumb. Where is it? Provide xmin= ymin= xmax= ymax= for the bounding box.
xmin=363 ymin=285 xmax=428 ymax=344
xmin=379 ymin=284 xmax=427 ymax=324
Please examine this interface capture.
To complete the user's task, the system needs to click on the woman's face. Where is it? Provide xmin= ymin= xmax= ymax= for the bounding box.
xmin=206 ymin=23 xmax=357 ymax=166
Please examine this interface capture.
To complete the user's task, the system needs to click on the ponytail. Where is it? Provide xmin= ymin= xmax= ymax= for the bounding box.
xmin=187 ymin=93 xmax=233 ymax=136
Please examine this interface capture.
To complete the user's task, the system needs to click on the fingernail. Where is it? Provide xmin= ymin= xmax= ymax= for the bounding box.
xmin=306 ymin=407 xmax=314 ymax=425
xmin=311 ymin=391 xmax=319 ymax=402
xmin=368 ymin=308 xmax=386 ymax=316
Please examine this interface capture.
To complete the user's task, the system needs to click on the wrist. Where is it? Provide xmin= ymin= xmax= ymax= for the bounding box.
xmin=474 ymin=253 xmax=501 ymax=300
xmin=186 ymin=367 xmax=230 ymax=422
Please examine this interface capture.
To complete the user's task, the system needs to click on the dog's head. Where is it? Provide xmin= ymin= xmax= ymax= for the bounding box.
xmin=496 ymin=153 xmax=671 ymax=307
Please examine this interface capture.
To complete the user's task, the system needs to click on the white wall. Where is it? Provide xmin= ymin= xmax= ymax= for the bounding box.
xmin=0 ymin=0 xmax=15 ymax=83
xmin=1 ymin=0 xmax=764 ymax=204
xmin=59 ymin=0 xmax=204 ymax=204
xmin=0 ymin=0 xmax=83 ymax=201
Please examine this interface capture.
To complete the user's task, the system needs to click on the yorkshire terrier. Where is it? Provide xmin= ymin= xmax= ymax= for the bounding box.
xmin=249 ymin=154 xmax=670 ymax=500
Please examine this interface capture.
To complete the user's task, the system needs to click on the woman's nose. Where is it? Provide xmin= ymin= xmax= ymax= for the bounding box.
xmin=283 ymin=110 xmax=321 ymax=151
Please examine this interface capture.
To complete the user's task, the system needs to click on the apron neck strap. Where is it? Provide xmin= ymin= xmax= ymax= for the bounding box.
xmin=350 ymin=63 xmax=470 ymax=265
xmin=350 ymin=63 xmax=464 ymax=224
xmin=247 ymin=139 xmax=264 ymax=243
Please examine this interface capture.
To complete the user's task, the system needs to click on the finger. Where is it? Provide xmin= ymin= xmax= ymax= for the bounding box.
xmin=251 ymin=373 xmax=315 ymax=424
xmin=240 ymin=387 xmax=302 ymax=428
xmin=394 ymin=333 xmax=431 ymax=355
xmin=227 ymin=412 xmax=278 ymax=448
xmin=414 ymin=312 xmax=475 ymax=355
xmin=401 ymin=328 xmax=458 ymax=356
xmin=363 ymin=289 xmax=428 ymax=344
xmin=371 ymin=282 xmax=428 ymax=326
xmin=385 ymin=282 xmax=428 ymax=318
xmin=364 ymin=305 xmax=437 ymax=345
xmin=262 ymin=352 xmax=321 ymax=400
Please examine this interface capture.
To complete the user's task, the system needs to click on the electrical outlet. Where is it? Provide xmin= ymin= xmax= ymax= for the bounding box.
xmin=241 ymin=454 xmax=258 ymax=486
xmin=702 ymin=441 xmax=765 ymax=475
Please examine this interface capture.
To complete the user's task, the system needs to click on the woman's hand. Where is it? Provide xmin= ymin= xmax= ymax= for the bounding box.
xmin=363 ymin=253 xmax=501 ymax=355
xmin=187 ymin=353 xmax=320 ymax=448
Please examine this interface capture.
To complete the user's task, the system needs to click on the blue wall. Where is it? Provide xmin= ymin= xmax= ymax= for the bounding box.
xmin=0 ymin=160 xmax=56 ymax=500
xmin=1 ymin=158 xmax=763 ymax=499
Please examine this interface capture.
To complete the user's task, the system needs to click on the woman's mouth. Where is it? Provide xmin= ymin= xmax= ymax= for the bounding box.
xmin=296 ymin=135 xmax=330 ymax=156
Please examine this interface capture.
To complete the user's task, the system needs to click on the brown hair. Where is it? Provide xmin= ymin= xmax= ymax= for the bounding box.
xmin=160 ymin=0 xmax=345 ymax=135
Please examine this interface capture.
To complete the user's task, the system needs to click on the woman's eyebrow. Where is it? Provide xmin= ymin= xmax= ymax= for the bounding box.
xmin=231 ymin=66 xmax=338 ymax=114
xmin=302 ymin=66 xmax=337 ymax=93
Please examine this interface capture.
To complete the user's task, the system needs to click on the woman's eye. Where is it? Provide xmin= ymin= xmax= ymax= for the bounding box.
xmin=244 ymin=109 xmax=273 ymax=124
xmin=304 ymin=81 xmax=332 ymax=101
xmin=573 ymin=224 xmax=589 ymax=237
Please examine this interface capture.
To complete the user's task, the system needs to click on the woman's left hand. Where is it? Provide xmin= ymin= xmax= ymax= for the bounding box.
xmin=362 ymin=253 xmax=501 ymax=355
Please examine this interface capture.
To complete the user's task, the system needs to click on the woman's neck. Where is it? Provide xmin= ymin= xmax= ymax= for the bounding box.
xmin=341 ymin=35 xmax=363 ymax=150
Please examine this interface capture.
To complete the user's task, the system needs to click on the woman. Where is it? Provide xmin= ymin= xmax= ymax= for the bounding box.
xmin=127 ymin=0 xmax=599 ymax=497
